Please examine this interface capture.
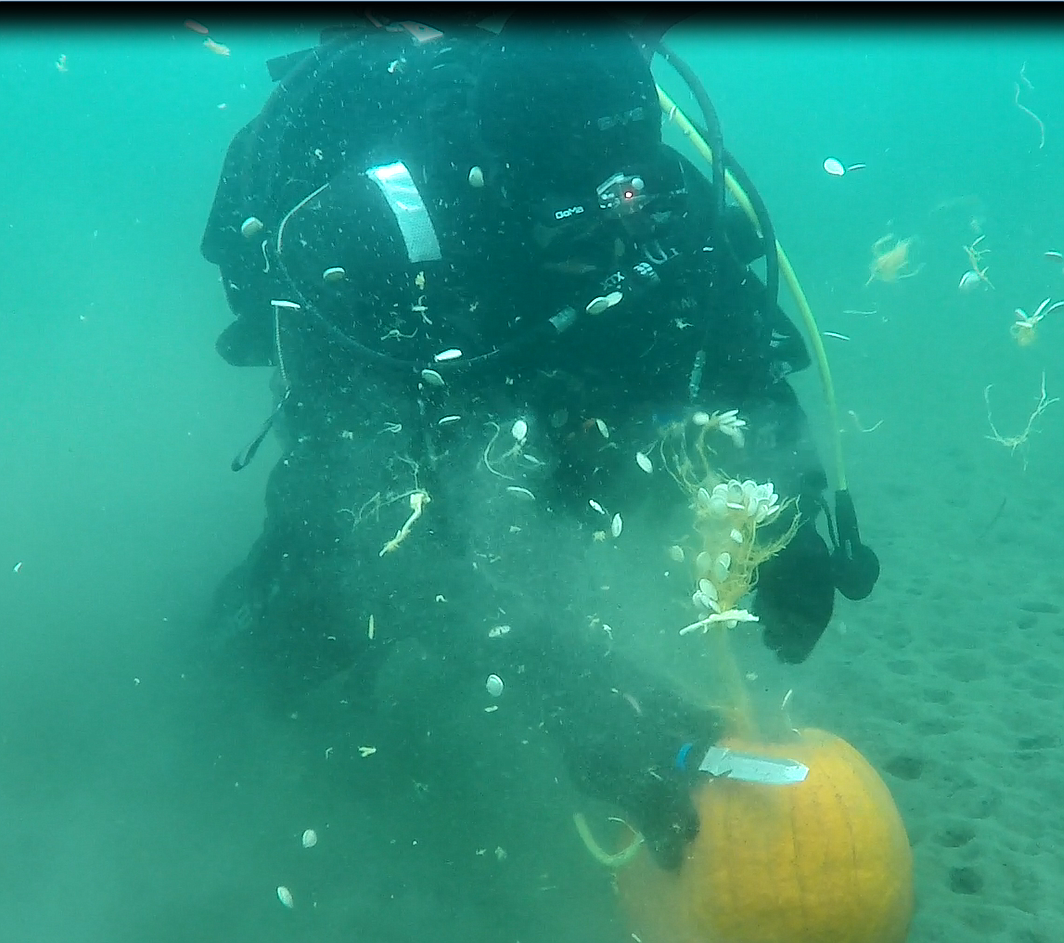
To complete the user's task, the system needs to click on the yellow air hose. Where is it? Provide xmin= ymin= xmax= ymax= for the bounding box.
xmin=657 ymin=87 xmax=848 ymax=492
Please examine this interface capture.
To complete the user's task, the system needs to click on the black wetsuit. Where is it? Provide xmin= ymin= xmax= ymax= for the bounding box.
xmin=200 ymin=24 xmax=836 ymax=866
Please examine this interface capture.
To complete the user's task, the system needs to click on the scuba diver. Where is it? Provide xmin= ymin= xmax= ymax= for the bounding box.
xmin=200 ymin=14 xmax=879 ymax=875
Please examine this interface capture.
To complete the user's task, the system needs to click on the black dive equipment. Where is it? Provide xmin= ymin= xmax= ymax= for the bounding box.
xmin=221 ymin=13 xmax=880 ymax=610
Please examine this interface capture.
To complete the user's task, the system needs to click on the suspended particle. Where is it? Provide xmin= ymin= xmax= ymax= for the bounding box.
xmin=823 ymin=157 xmax=866 ymax=177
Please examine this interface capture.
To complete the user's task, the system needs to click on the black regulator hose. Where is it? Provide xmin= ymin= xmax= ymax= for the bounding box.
xmin=651 ymin=42 xmax=726 ymax=235
xmin=722 ymin=147 xmax=780 ymax=312
xmin=644 ymin=37 xmax=780 ymax=313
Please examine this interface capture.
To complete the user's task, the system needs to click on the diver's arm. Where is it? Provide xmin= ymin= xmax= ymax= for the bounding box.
xmin=509 ymin=617 xmax=724 ymax=869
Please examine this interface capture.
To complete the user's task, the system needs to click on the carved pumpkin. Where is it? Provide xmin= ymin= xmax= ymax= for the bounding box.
xmin=619 ymin=728 xmax=913 ymax=943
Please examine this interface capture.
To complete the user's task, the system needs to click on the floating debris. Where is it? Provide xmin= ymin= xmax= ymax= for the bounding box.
xmin=585 ymin=292 xmax=624 ymax=315
xmin=379 ymin=491 xmax=430 ymax=556
xmin=822 ymin=157 xmax=866 ymax=176
xmin=203 ymin=38 xmax=231 ymax=57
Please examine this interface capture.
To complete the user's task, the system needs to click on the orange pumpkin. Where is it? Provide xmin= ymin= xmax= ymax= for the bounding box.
xmin=618 ymin=728 xmax=913 ymax=943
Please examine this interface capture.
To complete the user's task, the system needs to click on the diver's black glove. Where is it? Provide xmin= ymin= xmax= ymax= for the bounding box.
xmin=756 ymin=518 xmax=835 ymax=664
xmin=617 ymin=746 xmax=702 ymax=870
xmin=549 ymin=676 xmax=724 ymax=870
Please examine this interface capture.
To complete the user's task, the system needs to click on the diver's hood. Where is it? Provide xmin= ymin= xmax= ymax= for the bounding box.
xmin=473 ymin=19 xmax=663 ymax=200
